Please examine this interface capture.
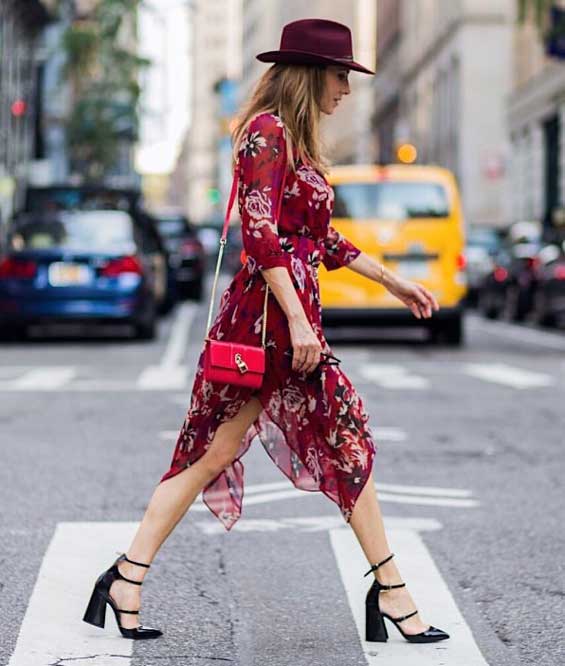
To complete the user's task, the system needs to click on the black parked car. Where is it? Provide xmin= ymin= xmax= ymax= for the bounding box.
xmin=530 ymin=242 xmax=565 ymax=327
xmin=465 ymin=226 xmax=502 ymax=305
xmin=0 ymin=209 xmax=165 ymax=340
xmin=153 ymin=213 xmax=206 ymax=300
xmin=477 ymin=222 xmax=542 ymax=321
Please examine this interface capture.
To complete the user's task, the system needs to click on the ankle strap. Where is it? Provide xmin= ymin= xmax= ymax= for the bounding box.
xmin=123 ymin=553 xmax=151 ymax=568
xmin=379 ymin=582 xmax=406 ymax=590
xmin=363 ymin=553 xmax=394 ymax=577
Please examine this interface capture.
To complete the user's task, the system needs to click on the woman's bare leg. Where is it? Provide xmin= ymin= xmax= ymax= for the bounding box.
xmin=110 ymin=397 xmax=264 ymax=628
xmin=349 ymin=471 xmax=431 ymax=634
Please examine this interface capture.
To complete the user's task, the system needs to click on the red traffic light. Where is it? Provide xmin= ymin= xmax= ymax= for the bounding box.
xmin=11 ymin=99 xmax=27 ymax=117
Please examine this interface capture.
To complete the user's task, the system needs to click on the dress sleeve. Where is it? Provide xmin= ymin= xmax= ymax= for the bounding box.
xmin=237 ymin=113 xmax=289 ymax=272
xmin=321 ymin=224 xmax=362 ymax=271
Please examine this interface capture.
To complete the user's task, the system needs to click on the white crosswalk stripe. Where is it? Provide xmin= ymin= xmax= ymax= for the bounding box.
xmin=462 ymin=363 xmax=554 ymax=389
xmin=358 ymin=364 xmax=430 ymax=390
xmin=0 ymin=359 xmax=558 ymax=392
xmin=330 ymin=523 xmax=489 ymax=664
xmin=7 ymin=522 xmax=138 ymax=666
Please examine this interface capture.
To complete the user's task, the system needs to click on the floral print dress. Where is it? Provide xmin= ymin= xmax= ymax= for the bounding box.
xmin=159 ymin=112 xmax=377 ymax=530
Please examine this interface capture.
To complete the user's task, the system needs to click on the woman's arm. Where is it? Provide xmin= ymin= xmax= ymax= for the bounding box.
xmin=237 ymin=112 xmax=321 ymax=373
xmin=260 ymin=266 xmax=321 ymax=373
xmin=346 ymin=252 xmax=440 ymax=320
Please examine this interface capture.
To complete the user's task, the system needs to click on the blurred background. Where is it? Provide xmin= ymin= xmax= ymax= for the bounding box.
xmin=1 ymin=0 xmax=565 ymax=341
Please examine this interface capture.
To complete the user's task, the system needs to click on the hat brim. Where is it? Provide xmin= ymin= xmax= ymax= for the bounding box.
xmin=256 ymin=49 xmax=374 ymax=75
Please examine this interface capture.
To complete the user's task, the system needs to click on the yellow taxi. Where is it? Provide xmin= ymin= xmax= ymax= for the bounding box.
xmin=320 ymin=164 xmax=467 ymax=345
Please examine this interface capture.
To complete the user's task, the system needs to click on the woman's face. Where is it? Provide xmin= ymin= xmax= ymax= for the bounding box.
xmin=320 ymin=66 xmax=351 ymax=114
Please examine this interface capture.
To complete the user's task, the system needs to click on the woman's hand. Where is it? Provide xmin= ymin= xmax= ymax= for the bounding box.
xmin=387 ymin=276 xmax=440 ymax=319
xmin=288 ymin=315 xmax=322 ymax=373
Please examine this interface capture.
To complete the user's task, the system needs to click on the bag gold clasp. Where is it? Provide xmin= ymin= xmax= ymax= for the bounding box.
xmin=234 ymin=353 xmax=248 ymax=374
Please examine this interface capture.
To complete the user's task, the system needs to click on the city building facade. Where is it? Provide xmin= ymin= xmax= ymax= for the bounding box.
xmin=374 ymin=0 xmax=515 ymax=228
xmin=508 ymin=5 xmax=565 ymax=239
xmin=0 ymin=0 xmax=54 ymax=228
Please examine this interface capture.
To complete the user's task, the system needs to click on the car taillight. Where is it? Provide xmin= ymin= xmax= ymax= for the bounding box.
xmin=180 ymin=239 xmax=202 ymax=256
xmin=99 ymin=256 xmax=143 ymax=277
xmin=526 ymin=256 xmax=540 ymax=270
xmin=553 ymin=265 xmax=565 ymax=280
xmin=493 ymin=266 xmax=508 ymax=282
xmin=0 ymin=257 xmax=37 ymax=279
xmin=456 ymin=253 xmax=467 ymax=270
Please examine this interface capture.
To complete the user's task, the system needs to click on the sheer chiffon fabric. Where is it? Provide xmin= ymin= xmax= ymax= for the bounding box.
xmin=159 ymin=113 xmax=377 ymax=530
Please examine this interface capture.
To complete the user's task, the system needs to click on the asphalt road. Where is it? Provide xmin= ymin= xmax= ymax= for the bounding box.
xmin=1 ymin=285 xmax=564 ymax=666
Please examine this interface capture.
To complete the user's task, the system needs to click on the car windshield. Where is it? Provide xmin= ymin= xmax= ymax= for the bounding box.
xmin=332 ymin=182 xmax=450 ymax=220
xmin=156 ymin=217 xmax=190 ymax=238
xmin=10 ymin=210 xmax=135 ymax=253
xmin=467 ymin=229 xmax=501 ymax=252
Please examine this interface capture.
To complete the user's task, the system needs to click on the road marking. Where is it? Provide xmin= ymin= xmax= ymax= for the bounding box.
xmin=359 ymin=364 xmax=429 ymax=390
xmin=195 ymin=515 xmax=443 ymax=535
xmin=136 ymin=302 xmax=196 ymax=390
xmin=10 ymin=367 xmax=76 ymax=390
xmin=188 ymin=480 xmax=478 ymax=512
xmin=371 ymin=427 xmax=407 ymax=442
xmin=463 ymin=363 xmax=554 ymax=389
xmin=161 ymin=302 xmax=197 ymax=368
xmin=136 ymin=365 xmax=188 ymax=390
xmin=468 ymin=312 xmax=565 ymax=352
xmin=7 ymin=522 xmax=138 ymax=666
xmin=330 ymin=525 xmax=489 ymax=665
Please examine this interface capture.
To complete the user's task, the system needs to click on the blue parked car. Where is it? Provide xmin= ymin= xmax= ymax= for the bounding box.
xmin=0 ymin=209 xmax=167 ymax=340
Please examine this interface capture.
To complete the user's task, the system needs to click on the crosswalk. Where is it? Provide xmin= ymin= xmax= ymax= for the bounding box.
xmin=0 ymin=360 xmax=557 ymax=391
xmin=7 ymin=512 xmax=489 ymax=666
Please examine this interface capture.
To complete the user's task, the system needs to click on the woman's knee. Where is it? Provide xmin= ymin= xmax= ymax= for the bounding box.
xmin=197 ymin=397 xmax=263 ymax=478
xmin=199 ymin=433 xmax=240 ymax=477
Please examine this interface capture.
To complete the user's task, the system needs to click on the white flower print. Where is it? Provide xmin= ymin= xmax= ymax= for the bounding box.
xmin=240 ymin=130 xmax=267 ymax=157
xmin=305 ymin=447 xmax=324 ymax=483
xmin=291 ymin=255 xmax=306 ymax=291
xmin=284 ymin=181 xmax=301 ymax=199
xmin=282 ymin=384 xmax=305 ymax=413
xmin=248 ymin=217 xmax=278 ymax=237
xmin=268 ymin=389 xmax=282 ymax=419
xmin=296 ymin=165 xmax=328 ymax=193
xmin=245 ymin=188 xmax=273 ymax=220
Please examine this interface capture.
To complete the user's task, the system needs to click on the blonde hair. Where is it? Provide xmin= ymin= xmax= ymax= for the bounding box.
xmin=231 ymin=64 xmax=328 ymax=174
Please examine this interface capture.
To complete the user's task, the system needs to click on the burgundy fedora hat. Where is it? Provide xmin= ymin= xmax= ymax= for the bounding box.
xmin=256 ymin=18 xmax=375 ymax=75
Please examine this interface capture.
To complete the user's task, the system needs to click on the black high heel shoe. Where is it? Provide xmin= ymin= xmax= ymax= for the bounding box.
xmin=83 ymin=552 xmax=163 ymax=639
xmin=364 ymin=553 xmax=449 ymax=643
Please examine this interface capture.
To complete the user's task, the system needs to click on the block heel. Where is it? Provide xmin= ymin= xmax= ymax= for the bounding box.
xmin=365 ymin=602 xmax=388 ymax=642
xmin=83 ymin=585 xmax=107 ymax=628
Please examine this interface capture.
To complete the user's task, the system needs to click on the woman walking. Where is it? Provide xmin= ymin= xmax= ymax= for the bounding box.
xmin=83 ymin=18 xmax=449 ymax=645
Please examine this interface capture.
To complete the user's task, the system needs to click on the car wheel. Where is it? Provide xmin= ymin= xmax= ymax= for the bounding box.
xmin=429 ymin=314 xmax=464 ymax=346
xmin=477 ymin=291 xmax=498 ymax=319
xmin=134 ymin=302 xmax=157 ymax=341
xmin=532 ymin=290 xmax=556 ymax=327
xmin=444 ymin=313 xmax=464 ymax=346
xmin=0 ymin=323 xmax=27 ymax=342
xmin=179 ymin=279 xmax=203 ymax=301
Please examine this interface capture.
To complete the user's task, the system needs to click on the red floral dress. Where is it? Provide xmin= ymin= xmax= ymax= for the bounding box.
xmin=159 ymin=112 xmax=377 ymax=530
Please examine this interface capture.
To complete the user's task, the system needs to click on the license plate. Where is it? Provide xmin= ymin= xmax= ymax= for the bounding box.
xmin=396 ymin=260 xmax=430 ymax=280
xmin=48 ymin=262 xmax=92 ymax=286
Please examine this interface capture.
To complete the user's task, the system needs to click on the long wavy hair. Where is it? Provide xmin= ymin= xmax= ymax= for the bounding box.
xmin=231 ymin=63 xmax=328 ymax=174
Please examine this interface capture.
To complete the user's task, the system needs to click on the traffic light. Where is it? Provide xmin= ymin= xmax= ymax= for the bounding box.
xmin=11 ymin=99 xmax=27 ymax=117
xmin=207 ymin=187 xmax=220 ymax=205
